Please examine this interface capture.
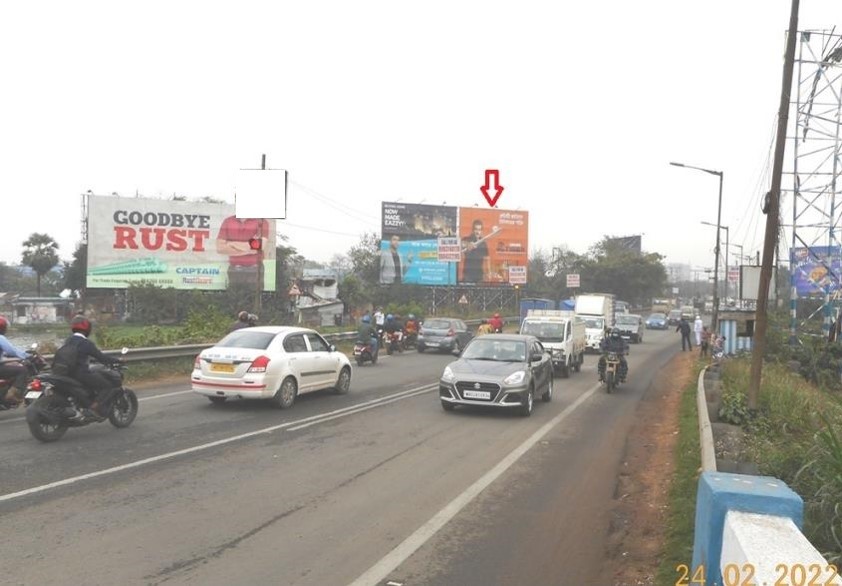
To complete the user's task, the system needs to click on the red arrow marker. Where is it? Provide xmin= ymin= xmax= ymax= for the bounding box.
xmin=480 ymin=169 xmax=504 ymax=207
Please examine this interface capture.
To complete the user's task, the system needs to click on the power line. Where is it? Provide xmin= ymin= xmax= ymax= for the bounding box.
xmin=278 ymin=221 xmax=376 ymax=238
xmin=290 ymin=180 xmax=380 ymax=224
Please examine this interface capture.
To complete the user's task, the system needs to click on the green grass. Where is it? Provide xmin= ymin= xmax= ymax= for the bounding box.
xmin=656 ymin=363 xmax=702 ymax=585
xmin=720 ymin=358 xmax=842 ymax=563
xmin=123 ymin=356 xmax=196 ymax=385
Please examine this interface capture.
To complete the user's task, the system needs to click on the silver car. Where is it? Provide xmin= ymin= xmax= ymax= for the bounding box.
xmin=438 ymin=334 xmax=554 ymax=417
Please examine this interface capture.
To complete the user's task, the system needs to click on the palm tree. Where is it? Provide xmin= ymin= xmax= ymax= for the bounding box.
xmin=21 ymin=233 xmax=59 ymax=296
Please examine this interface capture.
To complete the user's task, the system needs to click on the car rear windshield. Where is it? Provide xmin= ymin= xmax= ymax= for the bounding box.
xmin=462 ymin=339 xmax=527 ymax=362
xmin=649 ymin=313 xmax=665 ymax=320
xmin=216 ymin=331 xmax=277 ymax=349
xmin=616 ymin=316 xmax=638 ymax=325
xmin=423 ymin=319 xmax=451 ymax=329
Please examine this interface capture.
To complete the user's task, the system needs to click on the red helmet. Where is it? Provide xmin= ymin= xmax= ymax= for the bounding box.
xmin=71 ymin=315 xmax=92 ymax=336
xmin=0 ymin=315 xmax=7 ymax=335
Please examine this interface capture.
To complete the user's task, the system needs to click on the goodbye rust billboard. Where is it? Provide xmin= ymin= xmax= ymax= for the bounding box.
xmin=86 ymin=195 xmax=277 ymax=291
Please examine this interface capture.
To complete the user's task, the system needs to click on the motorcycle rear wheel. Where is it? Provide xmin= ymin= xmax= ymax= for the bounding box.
xmin=26 ymin=396 xmax=68 ymax=442
xmin=109 ymin=389 xmax=139 ymax=428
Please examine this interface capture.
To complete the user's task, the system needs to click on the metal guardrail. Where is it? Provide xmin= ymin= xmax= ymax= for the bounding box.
xmin=38 ymin=317 xmax=519 ymax=363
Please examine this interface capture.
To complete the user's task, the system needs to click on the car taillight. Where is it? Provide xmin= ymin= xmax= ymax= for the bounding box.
xmin=248 ymin=355 xmax=271 ymax=373
xmin=194 ymin=355 xmax=202 ymax=369
xmin=28 ymin=378 xmax=42 ymax=391
xmin=447 ymin=328 xmax=455 ymax=337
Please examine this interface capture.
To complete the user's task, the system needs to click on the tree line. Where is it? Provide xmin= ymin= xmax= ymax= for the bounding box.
xmin=2 ymin=231 xmax=669 ymax=321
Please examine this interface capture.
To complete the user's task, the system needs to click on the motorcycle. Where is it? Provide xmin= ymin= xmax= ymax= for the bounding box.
xmin=403 ymin=329 xmax=418 ymax=349
xmin=0 ymin=344 xmax=48 ymax=410
xmin=353 ymin=339 xmax=379 ymax=366
xmin=386 ymin=330 xmax=404 ymax=355
xmin=602 ymin=351 xmax=622 ymax=393
xmin=24 ymin=348 xmax=138 ymax=443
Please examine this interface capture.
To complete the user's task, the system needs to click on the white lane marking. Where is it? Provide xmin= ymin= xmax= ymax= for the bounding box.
xmin=0 ymin=383 xmax=438 ymax=504
xmin=0 ymin=389 xmax=194 ymax=426
xmin=138 ymin=389 xmax=193 ymax=402
xmin=348 ymin=382 xmax=602 ymax=586
xmin=287 ymin=387 xmax=435 ymax=431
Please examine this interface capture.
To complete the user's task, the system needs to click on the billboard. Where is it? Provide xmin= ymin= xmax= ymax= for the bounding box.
xmin=790 ymin=246 xmax=841 ymax=296
xmin=740 ymin=265 xmax=778 ymax=301
xmin=379 ymin=203 xmax=529 ymax=286
xmin=457 ymin=208 xmax=528 ymax=285
xmin=606 ymin=235 xmax=642 ymax=254
xmin=379 ymin=202 xmax=458 ymax=285
xmin=86 ymin=195 xmax=277 ymax=291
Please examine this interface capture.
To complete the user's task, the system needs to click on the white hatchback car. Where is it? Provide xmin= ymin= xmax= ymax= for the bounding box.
xmin=191 ymin=326 xmax=352 ymax=408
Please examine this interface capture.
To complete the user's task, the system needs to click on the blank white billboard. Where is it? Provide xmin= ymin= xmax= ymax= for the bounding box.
xmin=740 ymin=265 xmax=777 ymax=301
xmin=234 ymin=168 xmax=287 ymax=219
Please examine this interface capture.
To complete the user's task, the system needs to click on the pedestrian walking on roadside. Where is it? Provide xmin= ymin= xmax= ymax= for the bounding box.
xmin=677 ymin=317 xmax=692 ymax=351
xmin=700 ymin=326 xmax=711 ymax=357
xmin=693 ymin=315 xmax=704 ymax=346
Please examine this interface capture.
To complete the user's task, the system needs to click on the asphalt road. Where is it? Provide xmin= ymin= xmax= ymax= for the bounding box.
xmin=0 ymin=328 xmax=680 ymax=586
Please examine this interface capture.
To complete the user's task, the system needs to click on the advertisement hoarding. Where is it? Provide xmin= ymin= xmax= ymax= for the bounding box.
xmin=457 ymin=208 xmax=528 ymax=285
xmin=379 ymin=202 xmax=458 ymax=285
xmin=86 ymin=195 xmax=276 ymax=291
xmin=566 ymin=273 xmax=580 ymax=288
xmin=606 ymin=235 xmax=642 ymax=254
xmin=740 ymin=265 xmax=778 ymax=301
xmin=790 ymin=246 xmax=841 ymax=296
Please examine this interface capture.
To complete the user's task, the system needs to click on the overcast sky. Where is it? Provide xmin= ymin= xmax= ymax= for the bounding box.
xmin=1 ymin=0 xmax=838 ymax=272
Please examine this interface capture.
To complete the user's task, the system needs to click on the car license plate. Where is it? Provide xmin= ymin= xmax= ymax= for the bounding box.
xmin=210 ymin=363 xmax=236 ymax=373
xmin=463 ymin=390 xmax=491 ymax=400
xmin=25 ymin=391 xmax=42 ymax=400
xmin=426 ymin=341 xmax=439 ymax=347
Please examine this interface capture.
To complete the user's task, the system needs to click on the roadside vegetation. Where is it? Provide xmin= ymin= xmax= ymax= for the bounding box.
xmin=719 ymin=356 xmax=842 ymax=563
xmin=656 ymin=362 xmax=703 ymax=584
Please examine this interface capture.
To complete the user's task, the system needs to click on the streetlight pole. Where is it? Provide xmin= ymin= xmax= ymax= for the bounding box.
xmin=672 ymin=162 xmax=724 ymax=333
xmin=702 ymin=222 xmax=730 ymax=305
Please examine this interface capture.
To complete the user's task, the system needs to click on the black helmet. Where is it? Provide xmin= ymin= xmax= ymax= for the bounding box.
xmin=71 ymin=315 xmax=92 ymax=336
xmin=610 ymin=327 xmax=621 ymax=338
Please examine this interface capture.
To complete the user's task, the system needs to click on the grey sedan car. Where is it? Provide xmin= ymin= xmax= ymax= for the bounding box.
xmin=439 ymin=334 xmax=554 ymax=417
xmin=417 ymin=317 xmax=473 ymax=354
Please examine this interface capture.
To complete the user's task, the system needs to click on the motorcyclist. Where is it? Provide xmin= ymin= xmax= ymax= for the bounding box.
xmin=598 ymin=328 xmax=629 ymax=382
xmin=355 ymin=314 xmax=379 ymax=356
xmin=489 ymin=313 xmax=504 ymax=333
xmin=384 ymin=314 xmax=403 ymax=346
xmin=373 ymin=307 xmax=386 ymax=342
xmin=230 ymin=310 xmax=250 ymax=332
xmin=0 ymin=315 xmax=29 ymax=405
xmin=476 ymin=319 xmax=494 ymax=336
xmin=403 ymin=314 xmax=419 ymax=342
xmin=52 ymin=316 xmax=123 ymax=421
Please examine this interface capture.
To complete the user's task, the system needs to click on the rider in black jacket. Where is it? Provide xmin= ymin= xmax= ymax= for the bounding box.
xmin=598 ymin=328 xmax=629 ymax=382
xmin=53 ymin=316 xmax=122 ymax=419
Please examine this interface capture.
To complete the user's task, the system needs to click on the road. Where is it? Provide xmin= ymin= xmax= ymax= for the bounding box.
xmin=0 ymin=328 xmax=680 ymax=585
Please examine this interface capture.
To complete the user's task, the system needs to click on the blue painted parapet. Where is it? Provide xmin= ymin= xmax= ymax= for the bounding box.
xmin=691 ymin=471 xmax=834 ymax=585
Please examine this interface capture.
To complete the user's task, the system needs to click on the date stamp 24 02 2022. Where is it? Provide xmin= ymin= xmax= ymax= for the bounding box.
xmin=675 ymin=563 xmax=841 ymax=586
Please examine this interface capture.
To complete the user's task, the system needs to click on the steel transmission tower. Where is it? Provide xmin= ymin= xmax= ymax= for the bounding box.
xmin=785 ymin=29 xmax=842 ymax=340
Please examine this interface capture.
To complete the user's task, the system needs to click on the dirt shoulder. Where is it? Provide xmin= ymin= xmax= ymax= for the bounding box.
xmin=602 ymin=350 xmax=696 ymax=585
